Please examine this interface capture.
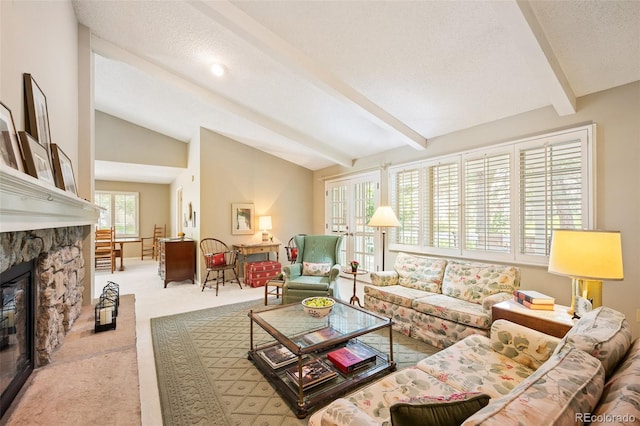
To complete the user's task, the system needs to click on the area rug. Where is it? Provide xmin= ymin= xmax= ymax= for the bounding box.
xmin=151 ymin=299 xmax=439 ymax=426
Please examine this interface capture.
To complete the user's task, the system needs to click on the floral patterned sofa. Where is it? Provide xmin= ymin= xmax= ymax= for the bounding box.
xmin=309 ymin=306 xmax=639 ymax=426
xmin=365 ymin=252 xmax=520 ymax=349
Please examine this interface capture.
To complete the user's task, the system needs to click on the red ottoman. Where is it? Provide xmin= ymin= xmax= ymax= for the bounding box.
xmin=245 ymin=261 xmax=282 ymax=288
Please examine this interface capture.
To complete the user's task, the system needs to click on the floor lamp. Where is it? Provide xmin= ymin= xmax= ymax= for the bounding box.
xmin=367 ymin=206 xmax=400 ymax=271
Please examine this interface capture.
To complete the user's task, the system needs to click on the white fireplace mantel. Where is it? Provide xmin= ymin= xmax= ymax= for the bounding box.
xmin=1 ymin=166 xmax=100 ymax=233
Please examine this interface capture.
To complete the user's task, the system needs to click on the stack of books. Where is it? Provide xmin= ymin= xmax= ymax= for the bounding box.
xmin=326 ymin=342 xmax=377 ymax=374
xmin=285 ymin=358 xmax=337 ymax=389
xmin=513 ymin=290 xmax=555 ymax=310
xmin=258 ymin=344 xmax=304 ymax=369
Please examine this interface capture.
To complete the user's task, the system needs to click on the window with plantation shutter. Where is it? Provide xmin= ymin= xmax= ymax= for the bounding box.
xmin=388 ymin=124 xmax=593 ymax=265
xmin=519 ymin=140 xmax=584 ymax=256
xmin=428 ymin=162 xmax=459 ymax=249
xmin=464 ymin=152 xmax=511 ymax=253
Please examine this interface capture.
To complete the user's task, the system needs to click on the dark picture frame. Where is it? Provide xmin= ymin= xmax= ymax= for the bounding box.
xmin=231 ymin=203 xmax=254 ymax=235
xmin=23 ymin=73 xmax=52 ymax=159
xmin=50 ymin=144 xmax=77 ymax=194
xmin=18 ymin=131 xmax=55 ymax=186
xmin=0 ymin=102 xmax=25 ymax=172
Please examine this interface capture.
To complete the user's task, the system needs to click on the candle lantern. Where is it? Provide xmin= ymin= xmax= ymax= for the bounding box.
xmin=94 ymin=296 xmax=117 ymax=332
xmin=102 ymin=281 xmax=120 ymax=316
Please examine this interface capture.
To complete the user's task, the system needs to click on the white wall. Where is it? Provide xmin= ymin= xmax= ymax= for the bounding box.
xmin=314 ymin=81 xmax=640 ymax=340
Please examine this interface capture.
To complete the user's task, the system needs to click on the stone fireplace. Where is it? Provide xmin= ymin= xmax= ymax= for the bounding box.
xmin=0 ymin=166 xmax=100 ymax=418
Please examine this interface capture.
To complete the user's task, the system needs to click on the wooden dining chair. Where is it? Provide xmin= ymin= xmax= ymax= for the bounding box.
xmin=141 ymin=224 xmax=166 ymax=260
xmin=95 ymin=227 xmax=116 ymax=273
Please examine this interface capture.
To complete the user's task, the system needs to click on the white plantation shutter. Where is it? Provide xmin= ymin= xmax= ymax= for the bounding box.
xmin=428 ymin=162 xmax=459 ymax=249
xmin=390 ymin=168 xmax=421 ymax=245
xmin=519 ymin=140 xmax=584 ymax=256
xmin=464 ymin=152 xmax=511 ymax=253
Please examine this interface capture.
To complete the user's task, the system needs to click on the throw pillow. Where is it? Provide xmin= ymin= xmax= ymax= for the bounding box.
xmin=390 ymin=392 xmax=490 ymax=426
xmin=302 ymin=262 xmax=331 ymax=276
xmin=205 ymin=252 xmax=225 ymax=268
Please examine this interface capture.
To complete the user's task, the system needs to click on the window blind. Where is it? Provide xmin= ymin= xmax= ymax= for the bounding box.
xmin=429 ymin=162 xmax=459 ymax=249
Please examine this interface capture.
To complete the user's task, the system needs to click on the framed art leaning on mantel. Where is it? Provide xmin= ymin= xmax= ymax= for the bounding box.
xmin=50 ymin=144 xmax=77 ymax=194
xmin=0 ymin=101 xmax=25 ymax=172
xmin=18 ymin=131 xmax=55 ymax=186
xmin=23 ymin=73 xmax=52 ymax=160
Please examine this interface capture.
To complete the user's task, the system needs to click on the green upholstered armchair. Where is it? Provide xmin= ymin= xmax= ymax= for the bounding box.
xmin=281 ymin=234 xmax=344 ymax=304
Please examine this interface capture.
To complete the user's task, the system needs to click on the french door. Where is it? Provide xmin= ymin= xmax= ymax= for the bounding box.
xmin=325 ymin=172 xmax=380 ymax=277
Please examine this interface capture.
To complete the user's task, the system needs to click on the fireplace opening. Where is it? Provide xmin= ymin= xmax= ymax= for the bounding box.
xmin=0 ymin=260 xmax=35 ymax=419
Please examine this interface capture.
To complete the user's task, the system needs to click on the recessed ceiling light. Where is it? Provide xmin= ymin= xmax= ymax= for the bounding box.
xmin=210 ymin=63 xmax=225 ymax=77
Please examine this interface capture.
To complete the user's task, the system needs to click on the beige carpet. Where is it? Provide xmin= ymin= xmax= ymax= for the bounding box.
xmin=2 ymin=294 xmax=141 ymax=426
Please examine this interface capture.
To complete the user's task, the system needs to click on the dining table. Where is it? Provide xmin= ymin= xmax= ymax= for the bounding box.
xmin=95 ymin=237 xmax=142 ymax=271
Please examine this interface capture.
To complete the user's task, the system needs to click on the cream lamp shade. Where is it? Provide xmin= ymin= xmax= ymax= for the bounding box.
xmin=548 ymin=229 xmax=623 ymax=316
xmin=367 ymin=206 xmax=401 ymax=271
xmin=258 ymin=216 xmax=272 ymax=242
xmin=367 ymin=206 xmax=401 ymax=228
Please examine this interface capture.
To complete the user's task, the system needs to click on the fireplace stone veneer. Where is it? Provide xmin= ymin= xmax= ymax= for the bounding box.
xmin=0 ymin=226 xmax=86 ymax=366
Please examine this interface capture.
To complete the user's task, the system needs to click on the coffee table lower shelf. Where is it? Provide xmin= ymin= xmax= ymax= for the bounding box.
xmin=248 ymin=344 xmax=396 ymax=418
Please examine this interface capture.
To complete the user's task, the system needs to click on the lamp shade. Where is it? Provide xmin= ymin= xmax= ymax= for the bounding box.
xmin=258 ymin=216 xmax=272 ymax=231
xmin=367 ymin=206 xmax=400 ymax=228
xmin=548 ymin=229 xmax=624 ymax=280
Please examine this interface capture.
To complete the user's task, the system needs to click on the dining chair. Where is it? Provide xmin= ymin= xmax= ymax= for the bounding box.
xmin=95 ymin=227 xmax=117 ymax=273
xmin=141 ymin=224 xmax=166 ymax=260
xmin=200 ymin=238 xmax=242 ymax=296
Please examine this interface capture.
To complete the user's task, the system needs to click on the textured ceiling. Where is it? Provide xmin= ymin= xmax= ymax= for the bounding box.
xmin=72 ymin=0 xmax=640 ymax=182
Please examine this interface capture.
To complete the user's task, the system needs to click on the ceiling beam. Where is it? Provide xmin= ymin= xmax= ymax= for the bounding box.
xmin=91 ymin=36 xmax=353 ymax=168
xmin=187 ymin=0 xmax=428 ymax=150
xmin=492 ymin=0 xmax=576 ymax=116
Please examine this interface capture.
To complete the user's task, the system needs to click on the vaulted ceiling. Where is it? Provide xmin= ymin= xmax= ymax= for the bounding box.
xmin=72 ymin=0 xmax=640 ymax=183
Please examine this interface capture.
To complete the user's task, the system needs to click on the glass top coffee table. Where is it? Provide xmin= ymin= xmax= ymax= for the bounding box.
xmin=248 ymin=299 xmax=396 ymax=418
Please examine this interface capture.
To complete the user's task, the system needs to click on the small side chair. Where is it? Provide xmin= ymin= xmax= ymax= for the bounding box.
xmin=200 ymin=238 xmax=242 ymax=296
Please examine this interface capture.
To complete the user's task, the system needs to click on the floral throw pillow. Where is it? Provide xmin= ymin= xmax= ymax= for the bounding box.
xmin=302 ymin=262 xmax=331 ymax=276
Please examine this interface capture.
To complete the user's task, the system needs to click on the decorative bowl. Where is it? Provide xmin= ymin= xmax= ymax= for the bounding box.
xmin=301 ymin=297 xmax=335 ymax=318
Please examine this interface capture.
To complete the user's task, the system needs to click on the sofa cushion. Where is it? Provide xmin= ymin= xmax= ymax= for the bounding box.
xmin=365 ymin=284 xmax=436 ymax=308
xmin=390 ymin=392 xmax=491 ymax=426
xmin=441 ymin=261 xmax=519 ymax=304
xmin=412 ymin=312 xmax=490 ymax=349
xmin=319 ymin=366 xmax=462 ymax=426
xmin=412 ymin=294 xmax=492 ymax=328
xmin=553 ymin=306 xmax=632 ymax=378
xmin=462 ymin=346 xmax=605 ymax=425
xmin=395 ymin=252 xmax=447 ymax=293
xmin=591 ymin=338 xmax=640 ymax=425
xmin=416 ymin=335 xmax=534 ymax=397
xmin=490 ymin=319 xmax=560 ymax=370
xmin=364 ymin=294 xmax=415 ymax=337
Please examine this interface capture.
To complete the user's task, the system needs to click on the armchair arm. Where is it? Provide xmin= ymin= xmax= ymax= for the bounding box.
xmin=482 ymin=292 xmax=513 ymax=313
xmin=490 ymin=319 xmax=561 ymax=370
xmin=369 ymin=270 xmax=399 ymax=287
xmin=329 ymin=264 xmax=341 ymax=281
xmin=283 ymin=263 xmax=302 ymax=279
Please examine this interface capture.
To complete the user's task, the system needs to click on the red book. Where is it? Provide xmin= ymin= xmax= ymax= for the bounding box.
xmin=327 ymin=343 xmax=377 ymax=374
xmin=514 ymin=296 xmax=554 ymax=311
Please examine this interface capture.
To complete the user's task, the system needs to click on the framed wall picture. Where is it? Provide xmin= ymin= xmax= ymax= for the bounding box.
xmin=18 ymin=131 xmax=55 ymax=186
xmin=51 ymin=144 xmax=77 ymax=194
xmin=231 ymin=203 xmax=254 ymax=235
xmin=0 ymin=102 xmax=25 ymax=172
xmin=23 ymin=73 xmax=52 ymax=159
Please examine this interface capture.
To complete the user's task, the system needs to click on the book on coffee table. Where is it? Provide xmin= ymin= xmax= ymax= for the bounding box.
xmin=285 ymin=358 xmax=338 ymax=389
xmin=258 ymin=344 xmax=304 ymax=369
xmin=327 ymin=342 xmax=377 ymax=374
xmin=295 ymin=326 xmax=342 ymax=347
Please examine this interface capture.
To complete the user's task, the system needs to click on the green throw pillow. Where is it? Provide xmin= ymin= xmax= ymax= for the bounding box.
xmin=390 ymin=392 xmax=491 ymax=426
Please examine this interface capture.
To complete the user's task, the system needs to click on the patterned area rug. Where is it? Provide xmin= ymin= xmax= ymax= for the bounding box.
xmin=151 ymin=299 xmax=439 ymax=425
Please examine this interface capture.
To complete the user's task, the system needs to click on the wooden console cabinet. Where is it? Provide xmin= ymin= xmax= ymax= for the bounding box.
xmin=158 ymin=238 xmax=196 ymax=288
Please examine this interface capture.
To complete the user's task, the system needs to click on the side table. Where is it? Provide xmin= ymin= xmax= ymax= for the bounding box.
xmin=344 ymin=269 xmax=367 ymax=307
xmin=492 ymin=299 xmax=576 ymax=338
xmin=265 ymin=279 xmax=284 ymax=305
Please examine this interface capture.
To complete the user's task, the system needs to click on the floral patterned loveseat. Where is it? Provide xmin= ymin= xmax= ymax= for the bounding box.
xmin=309 ymin=306 xmax=639 ymax=426
xmin=365 ymin=252 xmax=520 ymax=349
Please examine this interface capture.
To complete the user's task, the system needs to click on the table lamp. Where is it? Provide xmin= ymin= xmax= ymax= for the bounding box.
xmin=367 ymin=206 xmax=401 ymax=271
xmin=258 ymin=216 xmax=272 ymax=242
xmin=548 ymin=229 xmax=623 ymax=317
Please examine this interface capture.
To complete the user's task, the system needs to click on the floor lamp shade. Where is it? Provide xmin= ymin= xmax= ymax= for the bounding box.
xmin=367 ymin=206 xmax=400 ymax=271
xmin=548 ymin=229 xmax=623 ymax=315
